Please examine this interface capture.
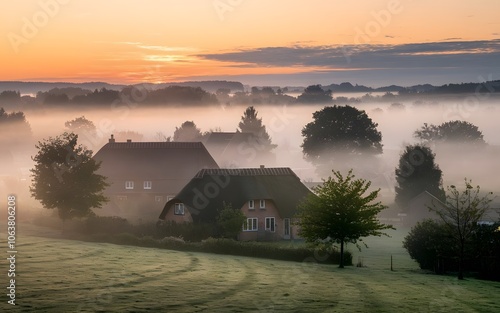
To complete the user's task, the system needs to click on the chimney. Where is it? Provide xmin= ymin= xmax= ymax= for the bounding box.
xmin=109 ymin=134 xmax=115 ymax=143
xmin=127 ymin=139 xmax=132 ymax=143
xmin=260 ymin=165 xmax=265 ymax=169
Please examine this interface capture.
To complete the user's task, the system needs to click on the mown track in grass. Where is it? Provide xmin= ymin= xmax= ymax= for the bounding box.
xmin=1 ymin=225 xmax=499 ymax=312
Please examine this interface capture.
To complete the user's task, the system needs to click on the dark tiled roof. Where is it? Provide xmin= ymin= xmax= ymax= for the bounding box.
xmin=195 ymin=167 xmax=295 ymax=178
xmin=103 ymin=142 xmax=206 ymax=149
xmin=159 ymin=167 xmax=313 ymax=222
xmin=93 ymin=141 xmax=219 ymax=193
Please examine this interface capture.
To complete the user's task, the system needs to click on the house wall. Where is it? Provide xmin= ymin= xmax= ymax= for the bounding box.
xmin=162 ymin=203 xmax=193 ymax=223
xmin=239 ymin=199 xmax=285 ymax=241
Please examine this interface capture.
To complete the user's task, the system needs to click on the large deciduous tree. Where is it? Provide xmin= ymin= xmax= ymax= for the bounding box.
xmin=296 ymin=170 xmax=393 ymax=268
xmin=30 ymin=132 xmax=108 ymax=221
xmin=414 ymin=120 xmax=486 ymax=146
xmin=429 ymin=179 xmax=493 ymax=280
xmin=301 ymin=105 xmax=382 ymax=175
xmin=173 ymin=121 xmax=203 ymax=142
xmin=395 ymin=144 xmax=445 ymax=209
xmin=297 ymin=85 xmax=332 ymax=103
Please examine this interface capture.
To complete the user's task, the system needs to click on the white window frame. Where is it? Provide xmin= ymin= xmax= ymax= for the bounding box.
xmin=143 ymin=181 xmax=152 ymax=189
xmin=174 ymin=203 xmax=185 ymax=215
xmin=259 ymin=199 xmax=266 ymax=209
xmin=248 ymin=200 xmax=255 ymax=210
xmin=117 ymin=195 xmax=127 ymax=201
xmin=125 ymin=181 xmax=134 ymax=190
xmin=265 ymin=217 xmax=276 ymax=232
xmin=243 ymin=218 xmax=258 ymax=231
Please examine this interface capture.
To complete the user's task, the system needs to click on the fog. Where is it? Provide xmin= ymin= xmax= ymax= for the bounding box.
xmin=2 ymin=97 xmax=500 ymax=216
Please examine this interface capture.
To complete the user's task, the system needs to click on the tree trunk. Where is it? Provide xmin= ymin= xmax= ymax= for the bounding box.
xmin=458 ymin=242 xmax=464 ymax=280
xmin=339 ymin=240 xmax=345 ymax=268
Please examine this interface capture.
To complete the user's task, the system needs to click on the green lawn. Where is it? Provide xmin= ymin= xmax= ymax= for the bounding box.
xmin=1 ymin=224 xmax=499 ymax=312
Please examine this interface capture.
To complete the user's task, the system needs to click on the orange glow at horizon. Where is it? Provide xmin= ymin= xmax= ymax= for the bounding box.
xmin=1 ymin=0 xmax=500 ymax=84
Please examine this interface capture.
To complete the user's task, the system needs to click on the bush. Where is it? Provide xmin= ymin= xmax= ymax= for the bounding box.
xmin=404 ymin=220 xmax=500 ymax=280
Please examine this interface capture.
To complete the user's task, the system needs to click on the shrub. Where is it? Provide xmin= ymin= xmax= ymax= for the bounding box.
xmin=403 ymin=219 xmax=453 ymax=273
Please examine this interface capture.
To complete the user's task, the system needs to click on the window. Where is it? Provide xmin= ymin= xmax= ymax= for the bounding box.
xmin=243 ymin=218 xmax=258 ymax=231
xmin=174 ymin=203 xmax=185 ymax=215
xmin=155 ymin=196 xmax=163 ymax=203
xmin=117 ymin=195 xmax=127 ymax=201
xmin=248 ymin=200 xmax=254 ymax=210
xmin=259 ymin=199 xmax=266 ymax=209
xmin=144 ymin=181 xmax=152 ymax=189
xmin=265 ymin=217 xmax=275 ymax=232
xmin=125 ymin=181 xmax=134 ymax=189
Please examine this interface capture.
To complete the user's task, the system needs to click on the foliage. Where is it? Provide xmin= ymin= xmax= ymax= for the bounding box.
xmin=0 ymin=108 xmax=32 ymax=144
xmin=296 ymin=170 xmax=393 ymax=268
xmin=30 ymin=132 xmax=109 ymax=220
xmin=394 ymin=144 xmax=445 ymax=209
xmin=404 ymin=219 xmax=500 ymax=280
xmin=403 ymin=219 xmax=453 ymax=273
xmin=144 ymin=86 xmax=218 ymax=105
xmin=65 ymin=116 xmax=97 ymax=138
xmin=237 ymin=106 xmax=277 ymax=152
xmin=216 ymin=202 xmax=246 ymax=239
xmin=414 ymin=120 xmax=486 ymax=146
xmin=173 ymin=121 xmax=203 ymax=142
xmin=297 ymin=85 xmax=333 ymax=103
xmin=301 ymin=105 xmax=382 ymax=174
xmin=429 ymin=179 xmax=493 ymax=279
xmin=114 ymin=130 xmax=145 ymax=142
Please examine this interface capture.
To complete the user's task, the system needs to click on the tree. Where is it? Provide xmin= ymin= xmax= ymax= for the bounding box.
xmin=429 ymin=179 xmax=493 ymax=279
xmin=237 ymin=106 xmax=277 ymax=153
xmin=301 ymin=105 xmax=382 ymax=175
xmin=173 ymin=121 xmax=203 ymax=142
xmin=65 ymin=116 xmax=97 ymax=137
xmin=30 ymin=132 xmax=108 ymax=221
xmin=395 ymin=144 xmax=445 ymax=209
xmin=414 ymin=120 xmax=486 ymax=146
xmin=403 ymin=219 xmax=453 ymax=273
xmin=297 ymin=85 xmax=332 ymax=103
xmin=296 ymin=170 xmax=393 ymax=268
xmin=216 ymin=202 xmax=246 ymax=240
xmin=0 ymin=108 xmax=32 ymax=146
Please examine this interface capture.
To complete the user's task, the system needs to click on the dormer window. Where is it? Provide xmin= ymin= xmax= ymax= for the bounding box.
xmin=174 ymin=203 xmax=185 ymax=215
xmin=144 ymin=181 xmax=152 ymax=189
xmin=248 ymin=200 xmax=255 ymax=210
xmin=260 ymin=199 xmax=266 ymax=209
xmin=125 ymin=181 xmax=134 ymax=189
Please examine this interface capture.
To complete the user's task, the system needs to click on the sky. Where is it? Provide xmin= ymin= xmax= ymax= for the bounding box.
xmin=1 ymin=0 xmax=500 ymax=87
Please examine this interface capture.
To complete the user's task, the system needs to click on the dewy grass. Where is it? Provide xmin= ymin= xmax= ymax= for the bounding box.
xmin=1 ymin=224 xmax=499 ymax=312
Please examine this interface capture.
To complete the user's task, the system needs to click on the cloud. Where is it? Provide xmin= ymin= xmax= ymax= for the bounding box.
xmin=197 ymin=40 xmax=500 ymax=70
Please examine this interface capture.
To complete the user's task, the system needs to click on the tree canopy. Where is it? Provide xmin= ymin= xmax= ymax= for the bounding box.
xmin=414 ymin=120 xmax=486 ymax=146
xmin=395 ymin=144 xmax=445 ymax=209
xmin=297 ymin=85 xmax=333 ymax=103
xmin=30 ymin=132 xmax=108 ymax=221
xmin=296 ymin=170 xmax=393 ymax=268
xmin=429 ymin=179 xmax=493 ymax=280
xmin=216 ymin=202 xmax=246 ymax=240
xmin=0 ymin=107 xmax=32 ymax=145
xmin=301 ymin=105 xmax=382 ymax=174
xmin=173 ymin=121 xmax=203 ymax=142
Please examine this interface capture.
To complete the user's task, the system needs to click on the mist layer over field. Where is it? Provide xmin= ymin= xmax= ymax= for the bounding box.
xmin=2 ymin=98 xmax=500 ymax=211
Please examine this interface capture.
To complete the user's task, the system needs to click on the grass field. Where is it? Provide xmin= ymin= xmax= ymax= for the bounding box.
xmin=1 ymin=224 xmax=499 ymax=312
